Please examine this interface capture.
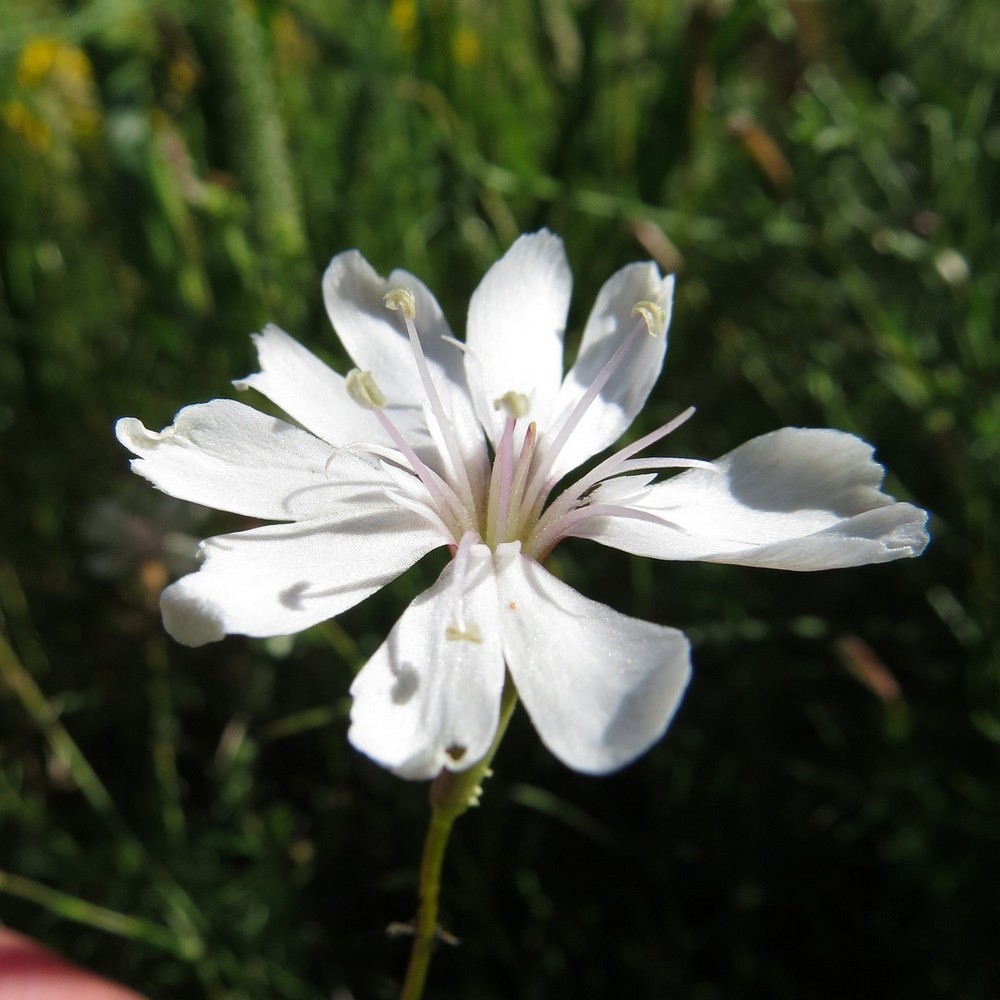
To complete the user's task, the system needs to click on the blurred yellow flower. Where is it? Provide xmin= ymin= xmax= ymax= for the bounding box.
xmin=17 ymin=37 xmax=93 ymax=91
xmin=452 ymin=26 xmax=481 ymax=68
xmin=168 ymin=54 xmax=199 ymax=97
xmin=272 ymin=9 xmax=319 ymax=70
xmin=390 ymin=0 xmax=419 ymax=49
xmin=3 ymin=100 xmax=51 ymax=151
xmin=16 ymin=38 xmax=59 ymax=88
xmin=8 ymin=36 xmax=100 ymax=146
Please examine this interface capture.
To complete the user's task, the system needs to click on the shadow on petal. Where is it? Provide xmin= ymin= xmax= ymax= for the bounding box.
xmin=724 ymin=429 xmax=889 ymax=515
xmin=390 ymin=659 xmax=420 ymax=705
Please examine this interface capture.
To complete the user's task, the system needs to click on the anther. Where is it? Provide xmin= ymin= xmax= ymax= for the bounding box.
xmin=345 ymin=369 xmax=387 ymax=409
xmin=383 ymin=285 xmax=416 ymax=319
xmin=631 ymin=299 xmax=667 ymax=338
xmin=445 ymin=623 xmax=483 ymax=644
xmin=493 ymin=390 xmax=530 ymax=419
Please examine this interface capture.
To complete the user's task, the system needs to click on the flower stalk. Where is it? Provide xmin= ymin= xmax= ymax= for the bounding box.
xmin=399 ymin=677 xmax=519 ymax=1000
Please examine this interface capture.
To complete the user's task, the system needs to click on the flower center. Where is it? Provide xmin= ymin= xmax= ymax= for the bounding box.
xmin=349 ymin=286 xmax=711 ymax=560
xmin=483 ymin=408 xmax=537 ymax=549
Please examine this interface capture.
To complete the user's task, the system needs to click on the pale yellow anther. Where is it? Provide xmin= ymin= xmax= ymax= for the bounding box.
xmin=631 ymin=299 xmax=667 ymax=338
xmin=493 ymin=390 xmax=530 ymax=419
xmin=383 ymin=285 xmax=416 ymax=320
xmin=445 ymin=622 xmax=483 ymax=644
xmin=345 ymin=368 xmax=387 ymax=410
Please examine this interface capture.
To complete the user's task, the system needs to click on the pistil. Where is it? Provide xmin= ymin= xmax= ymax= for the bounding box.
xmin=485 ymin=415 xmax=516 ymax=547
xmin=504 ymin=421 xmax=537 ymax=543
xmin=485 ymin=392 xmax=531 ymax=547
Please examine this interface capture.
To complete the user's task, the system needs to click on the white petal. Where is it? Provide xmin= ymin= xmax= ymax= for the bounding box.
xmin=348 ymin=545 xmax=504 ymax=780
xmin=324 ymin=251 xmax=451 ymax=390
xmin=322 ymin=251 xmax=485 ymax=471
xmin=116 ymin=400 xmax=386 ymax=521
xmin=464 ymin=231 xmax=571 ymax=445
xmin=577 ymin=428 xmax=930 ymax=569
xmin=234 ymin=324 xmax=389 ymax=448
xmin=494 ymin=543 xmax=691 ymax=774
xmin=544 ymin=263 xmax=674 ymax=481
xmin=587 ymin=472 xmax=658 ymax=505
xmin=160 ymin=510 xmax=445 ymax=646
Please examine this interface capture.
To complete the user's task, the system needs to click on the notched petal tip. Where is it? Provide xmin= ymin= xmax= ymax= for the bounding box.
xmin=885 ymin=502 xmax=931 ymax=557
xmin=115 ymin=415 xmax=169 ymax=453
xmin=232 ymin=324 xmax=293 ymax=392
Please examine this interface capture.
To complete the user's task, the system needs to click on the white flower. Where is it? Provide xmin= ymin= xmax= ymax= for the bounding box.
xmin=116 ymin=232 xmax=929 ymax=779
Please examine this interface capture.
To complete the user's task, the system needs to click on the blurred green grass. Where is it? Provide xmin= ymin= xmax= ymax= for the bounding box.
xmin=1 ymin=0 xmax=997 ymax=997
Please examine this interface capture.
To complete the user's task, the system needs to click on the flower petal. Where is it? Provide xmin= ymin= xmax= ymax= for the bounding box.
xmin=578 ymin=428 xmax=930 ymax=569
xmin=160 ymin=509 xmax=445 ymax=646
xmin=465 ymin=231 xmax=571 ymax=445
xmin=322 ymin=251 xmax=485 ymax=473
xmin=116 ymin=400 xmax=385 ymax=521
xmin=494 ymin=543 xmax=691 ymax=774
xmin=348 ymin=545 xmax=504 ymax=780
xmin=234 ymin=324 xmax=388 ymax=448
xmin=323 ymin=251 xmax=453 ymax=389
xmin=545 ymin=262 xmax=674 ymax=481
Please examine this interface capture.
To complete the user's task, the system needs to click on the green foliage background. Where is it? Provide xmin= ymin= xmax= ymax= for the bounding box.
xmin=1 ymin=0 xmax=997 ymax=997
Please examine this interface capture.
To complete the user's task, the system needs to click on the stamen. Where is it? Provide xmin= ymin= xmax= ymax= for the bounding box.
xmin=612 ymin=456 xmax=719 ymax=476
xmin=345 ymin=368 xmax=386 ymax=409
xmin=383 ymin=285 xmax=416 ymax=319
xmin=530 ymin=502 xmax=690 ymax=561
xmin=587 ymin=406 xmax=697 ymax=482
xmin=446 ymin=531 xmax=482 ymax=642
xmin=521 ymin=304 xmax=665 ymax=516
xmin=345 ymin=369 xmax=470 ymax=536
xmin=493 ymin=390 xmax=530 ymax=419
xmin=323 ymin=450 xmax=341 ymax=477
xmin=631 ymin=299 xmax=667 ymax=338
xmin=379 ymin=461 xmax=455 ymax=539
xmin=440 ymin=334 xmax=467 ymax=354
xmin=528 ymin=406 xmax=697 ymax=553
xmin=445 ymin=623 xmax=483 ymax=644
xmin=383 ymin=286 xmax=479 ymax=516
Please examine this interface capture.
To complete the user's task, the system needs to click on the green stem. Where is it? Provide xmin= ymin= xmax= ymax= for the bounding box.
xmin=399 ymin=676 xmax=519 ymax=1000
